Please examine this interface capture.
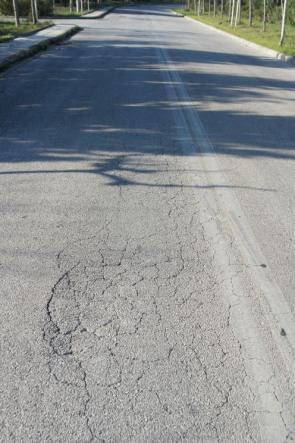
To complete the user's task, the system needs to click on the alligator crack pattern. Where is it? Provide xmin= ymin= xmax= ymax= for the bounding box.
xmin=42 ymin=155 xmax=260 ymax=442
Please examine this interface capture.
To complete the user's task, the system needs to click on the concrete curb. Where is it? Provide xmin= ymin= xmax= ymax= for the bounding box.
xmin=81 ymin=8 xmax=96 ymax=16
xmin=40 ymin=6 xmax=114 ymax=20
xmin=170 ymin=10 xmax=184 ymax=17
xmin=0 ymin=25 xmax=80 ymax=73
xmin=98 ymin=6 xmax=117 ymax=18
xmin=82 ymin=6 xmax=116 ymax=19
xmin=0 ymin=23 xmax=55 ymax=44
xmin=183 ymin=15 xmax=295 ymax=66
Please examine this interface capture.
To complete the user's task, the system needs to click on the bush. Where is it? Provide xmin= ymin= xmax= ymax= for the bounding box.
xmin=0 ymin=0 xmax=53 ymax=16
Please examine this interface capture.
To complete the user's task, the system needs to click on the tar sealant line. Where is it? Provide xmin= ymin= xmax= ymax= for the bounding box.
xmin=150 ymin=20 xmax=295 ymax=441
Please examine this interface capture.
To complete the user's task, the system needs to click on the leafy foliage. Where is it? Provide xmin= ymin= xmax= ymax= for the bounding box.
xmin=0 ymin=0 xmax=52 ymax=16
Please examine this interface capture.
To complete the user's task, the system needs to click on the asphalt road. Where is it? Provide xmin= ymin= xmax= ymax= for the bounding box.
xmin=0 ymin=5 xmax=295 ymax=442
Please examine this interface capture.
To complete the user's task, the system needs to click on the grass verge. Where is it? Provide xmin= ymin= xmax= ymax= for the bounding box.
xmin=49 ymin=6 xmax=93 ymax=18
xmin=175 ymin=8 xmax=295 ymax=57
xmin=0 ymin=21 xmax=50 ymax=43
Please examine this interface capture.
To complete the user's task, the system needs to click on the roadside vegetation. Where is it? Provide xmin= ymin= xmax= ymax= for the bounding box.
xmin=0 ymin=20 xmax=48 ymax=41
xmin=175 ymin=0 xmax=295 ymax=55
xmin=47 ymin=4 xmax=92 ymax=17
xmin=49 ymin=0 xmax=102 ymax=16
xmin=0 ymin=0 xmax=101 ymax=30
xmin=0 ymin=0 xmax=177 ymax=42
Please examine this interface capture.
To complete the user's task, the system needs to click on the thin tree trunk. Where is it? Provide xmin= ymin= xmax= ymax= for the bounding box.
xmin=280 ymin=0 xmax=288 ymax=45
xmin=194 ymin=0 xmax=197 ymax=13
xmin=34 ymin=0 xmax=38 ymax=21
xmin=230 ymin=0 xmax=236 ymax=25
xmin=220 ymin=0 xmax=224 ymax=18
xmin=234 ymin=0 xmax=240 ymax=25
xmin=228 ymin=0 xmax=232 ymax=20
xmin=69 ymin=0 xmax=73 ymax=13
xmin=249 ymin=0 xmax=252 ymax=25
xmin=198 ymin=0 xmax=201 ymax=14
xmin=31 ymin=0 xmax=37 ymax=23
xmin=87 ymin=0 xmax=89 ymax=11
xmin=209 ymin=0 xmax=211 ymax=14
xmin=12 ymin=0 xmax=20 ymax=26
xmin=213 ymin=0 xmax=216 ymax=15
xmin=76 ymin=0 xmax=79 ymax=13
xmin=262 ymin=0 xmax=267 ymax=31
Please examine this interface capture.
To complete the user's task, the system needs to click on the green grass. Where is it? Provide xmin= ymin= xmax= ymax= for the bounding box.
xmin=52 ymin=6 xmax=82 ymax=16
xmin=0 ymin=21 xmax=50 ymax=43
xmin=48 ymin=6 xmax=91 ymax=17
xmin=175 ymin=8 xmax=295 ymax=56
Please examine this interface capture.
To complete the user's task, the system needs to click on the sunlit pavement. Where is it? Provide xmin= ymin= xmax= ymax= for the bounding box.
xmin=0 ymin=5 xmax=294 ymax=441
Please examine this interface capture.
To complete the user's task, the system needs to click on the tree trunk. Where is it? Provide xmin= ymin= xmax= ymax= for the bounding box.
xmin=228 ymin=0 xmax=232 ymax=21
xmin=248 ymin=0 xmax=252 ymax=25
xmin=198 ymin=0 xmax=201 ymax=14
xmin=220 ymin=0 xmax=224 ymax=19
xmin=280 ymin=0 xmax=288 ymax=45
xmin=230 ymin=0 xmax=236 ymax=25
xmin=234 ymin=0 xmax=240 ymax=26
xmin=262 ymin=0 xmax=266 ymax=31
xmin=31 ymin=0 xmax=37 ymax=23
xmin=12 ymin=0 xmax=20 ymax=26
xmin=213 ymin=0 xmax=216 ymax=16
xmin=34 ymin=0 xmax=38 ymax=21
xmin=194 ymin=0 xmax=197 ymax=13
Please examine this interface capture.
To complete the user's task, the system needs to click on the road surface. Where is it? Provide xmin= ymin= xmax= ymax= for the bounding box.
xmin=0 ymin=5 xmax=295 ymax=442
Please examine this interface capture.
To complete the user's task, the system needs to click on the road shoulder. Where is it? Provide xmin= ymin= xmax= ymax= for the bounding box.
xmin=0 ymin=7 xmax=115 ymax=72
xmin=178 ymin=13 xmax=295 ymax=66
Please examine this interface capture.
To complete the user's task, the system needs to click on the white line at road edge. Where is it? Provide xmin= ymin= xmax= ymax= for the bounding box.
xmin=151 ymin=21 xmax=295 ymax=442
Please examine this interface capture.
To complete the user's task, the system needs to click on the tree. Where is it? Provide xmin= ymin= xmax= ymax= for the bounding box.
xmin=12 ymin=0 xmax=20 ymax=26
xmin=230 ymin=0 xmax=236 ymax=25
xmin=280 ymin=0 xmax=288 ymax=45
xmin=220 ymin=0 xmax=224 ymax=19
xmin=228 ymin=0 xmax=232 ymax=21
xmin=262 ymin=0 xmax=267 ymax=31
xmin=234 ymin=0 xmax=241 ymax=26
xmin=34 ymin=0 xmax=38 ymax=20
xmin=31 ymin=0 xmax=37 ymax=23
xmin=249 ymin=0 xmax=253 ymax=25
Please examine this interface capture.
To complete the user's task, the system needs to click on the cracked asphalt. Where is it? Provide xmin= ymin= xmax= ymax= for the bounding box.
xmin=0 ymin=4 xmax=295 ymax=442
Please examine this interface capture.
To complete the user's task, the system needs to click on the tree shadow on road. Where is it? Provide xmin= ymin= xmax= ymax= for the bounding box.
xmin=0 ymin=25 xmax=294 ymax=191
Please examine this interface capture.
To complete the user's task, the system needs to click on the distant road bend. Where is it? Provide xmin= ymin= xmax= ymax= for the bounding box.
xmin=0 ymin=4 xmax=295 ymax=442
